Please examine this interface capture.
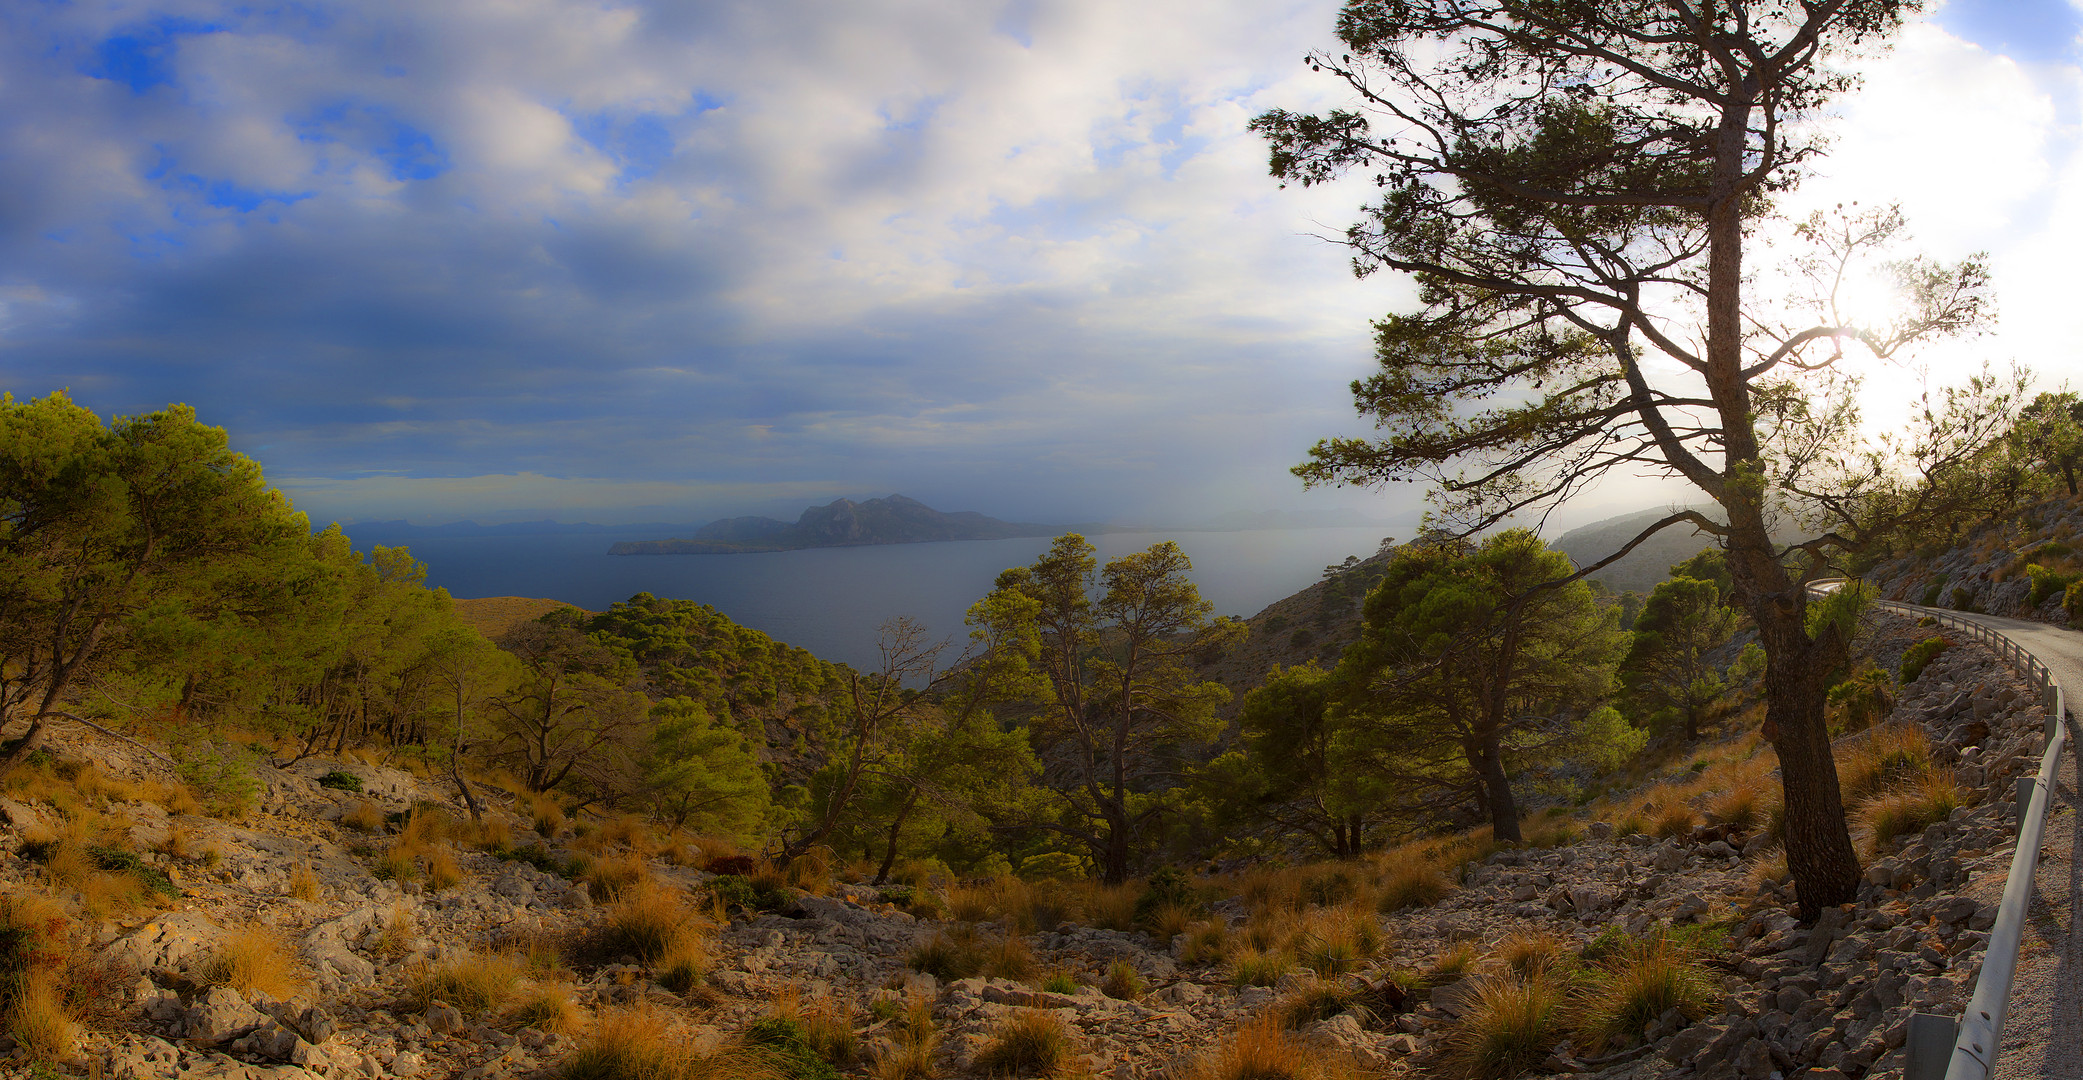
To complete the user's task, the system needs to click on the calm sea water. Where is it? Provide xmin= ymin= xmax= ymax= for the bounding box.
xmin=391 ymin=527 xmax=1400 ymax=670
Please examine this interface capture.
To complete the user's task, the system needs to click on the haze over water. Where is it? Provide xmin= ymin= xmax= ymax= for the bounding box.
xmin=395 ymin=526 xmax=1401 ymax=670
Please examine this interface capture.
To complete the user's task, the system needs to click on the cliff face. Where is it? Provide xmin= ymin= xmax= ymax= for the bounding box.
xmin=610 ymin=495 xmax=1052 ymax=554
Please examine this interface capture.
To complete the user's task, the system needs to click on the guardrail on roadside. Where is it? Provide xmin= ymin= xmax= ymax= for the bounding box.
xmin=1809 ymin=579 xmax=2069 ymax=1080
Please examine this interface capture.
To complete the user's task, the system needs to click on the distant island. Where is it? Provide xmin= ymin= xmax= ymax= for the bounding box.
xmin=608 ymin=494 xmax=1054 ymax=554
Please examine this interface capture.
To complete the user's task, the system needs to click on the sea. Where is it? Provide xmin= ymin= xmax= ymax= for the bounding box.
xmin=381 ymin=527 xmax=1402 ymax=671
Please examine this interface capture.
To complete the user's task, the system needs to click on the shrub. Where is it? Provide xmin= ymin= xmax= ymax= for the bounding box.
xmin=1040 ymin=970 xmax=1078 ymax=995
xmin=972 ymin=1009 xmax=1073 ymax=1077
xmin=405 ymin=953 xmax=523 ymax=1015
xmin=1951 ymin=585 xmax=1979 ymax=613
xmin=1921 ymin=577 xmax=1947 ymax=607
xmin=709 ymin=873 xmax=788 ymax=915
xmin=85 ymin=845 xmax=176 ymax=897
xmin=2067 ymin=579 xmax=2083 ymax=627
xmin=1899 ymin=637 xmax=1950 ymax=684
xmin=743 ymin=1017 xmax=840 ymax=1080
xmin=1575 ymin=942 xmax=1716 ymax=1053
xmin=196 ymin=929 xmax=302 ymax=999
xmin=1827 ymin=666 xmax=1894 ymax=733
xmin=1445 ymin=976 xmax=1567 ymax=1080
xmin=1102 ymin=957 xmax=1143 ymax=1000
xmin=318 ymin=771 xmax=363 ymax=793
xmin=705 ymin=854 xmax=758 ymax=877
xmin=2028 ymin=564 xmax=2074 ymax=606
xmin=1135 ymin=868 xmax=1200 ymax=928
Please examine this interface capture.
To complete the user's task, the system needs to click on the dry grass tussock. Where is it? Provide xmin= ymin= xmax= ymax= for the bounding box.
xmin=341 ymin=801 xmax=386 ymax=833
xmin=1444 ymin=975 xmax=1569 ymax=1080
xmin=288 ymin=865 xmax=321 ymax=902
xmin=974 ymin=1008 xmax=1080 ymax=1077
xmin=561 ymin=1007 xmax=791 ymax=1080
xmin=406 ymin=952 xmax=524 ymax=1016
xmin=509 ymin=985 xmax=582 ymax=1035
xmin=867 ymin=992 xmax=938 ymax=1080
xmin=523 ymin=791 xmax=567 ymax=838
xmin=196 ymin=929 xmax=303 ymax=999
xmin=8 ymin=971 xmax=74 ymax=1062
xmin=1837 ymin=723 xmax=1934 ymax=803
xmin=1574 ymin=939 xmax=1716 ymax=1054
xmin=1176 ymin=1015 xmax=1361 ymax=1080
xmin=1856 ymin=774 xmax=1966 ymax=854
xmin=601 ymin=884 xmax=715 ymax=992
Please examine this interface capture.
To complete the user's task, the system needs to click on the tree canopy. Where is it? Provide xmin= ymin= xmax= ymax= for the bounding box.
xmin=1257 ymin=0 xmax=2006 ymax=914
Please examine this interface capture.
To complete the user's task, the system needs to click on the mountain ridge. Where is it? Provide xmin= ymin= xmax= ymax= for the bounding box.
xmin=608 ymin=494 xmax=1055 ymax=554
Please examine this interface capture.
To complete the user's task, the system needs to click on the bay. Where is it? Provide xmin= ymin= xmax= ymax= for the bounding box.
xmin=386 ymin=526 xmax=1402 ymax=671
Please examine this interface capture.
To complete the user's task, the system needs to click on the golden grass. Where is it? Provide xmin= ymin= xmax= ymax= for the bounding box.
xmin=524 ymin=791 xmax=567 ymax=838
xmin=426 ymin=846 xmax=465 ymax=891
xmin=197 ymin=929 xmax=303 ymax=999
xmin=342 ymin=801 xmax=386 ymax=833
xmin=8 ymin=971 xmax=74 ymax=1063
xmin=1574 ymin=941 xmax=1716 ymax=1054
xmin=1444 ymin=976 xmax=1568 ymax=1080
xmin=405 ymin=952 xmax=524 ymax=1016
xmin=1838 ymin=723 xmax=1934 ymax=803
xmin=973 ymin=1009 xmax=1076 ymax=1076
xmin=1101 ymin=957 xmax=1144 ymax=1000
xmin=799 ymin=999 xmax=859 ymax=1066
xmin=1176 ymin=1015 xmax=1358 ymax=1080
xmin=1650 ymin=800 xmax=1700 ymax=840
xmin=561 ymin=1007 xmax=791 ymax=1080
xmin=466 ymin=815 xmax=514 ymax=852
xmin=1178 ymin=920 xmax=1230 ymax=966
xmin=584 ymin=855 xmax=651 ymax=902
xmin=605 ymin=885 xmax=700 ymax=963
xmin=288 ymin=865 xmax=321 ymax=902
xmin=1857 ymin=774 xmax=1966 ymax=854
xmin=984 ymin=933 xmax=1038 ymax=982
xmin=1427 ymin=942 xmax=1477 ymax=980
xmin=1494 ymin=930 xmax=1570 ymax=979
xmin=378 ymin=904 xmax=414 ymax=958
xmin=509 ymin=984 xmax=583 ymax=1035
xmin=1229 ymin=946 xmax=1293 ymax=987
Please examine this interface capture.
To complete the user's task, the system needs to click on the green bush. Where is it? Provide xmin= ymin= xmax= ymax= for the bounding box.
xmin=709 ymin=874 xmax=789 ymax=915
xmin=1827 ymin=666 xmax=1894 ymax=734
xmin=87 ymin=846 xmax=177 ymax=897
xmin=174 ymin=742 xmax=260 ymax=815
xmin=1899 ymin=637 xmax=1949 ymax=683
xmin=1921 ymin=574 xmax=1948 ymax=607
xmin=2027 ymin=564 xmax=2073 ymax=607
xmin=1134 ymin=866 xmax=1201 ymax=926
xmin=1950 ymin=586 xmax=1980 ymax=613
xmin=742 ymin=1018 xmax=839 ymax=1080
xmin=317 ymin=771 xmax=362 ymax=793
xmin=2067 ymin=579 xmax=2083 ymax=627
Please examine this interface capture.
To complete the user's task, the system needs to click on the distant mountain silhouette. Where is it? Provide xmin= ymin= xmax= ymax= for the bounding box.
xmin=1551 ymin=505 xmax=1804 ymax=594
xmin=608 ymin=495 xmax=1054 ymax=554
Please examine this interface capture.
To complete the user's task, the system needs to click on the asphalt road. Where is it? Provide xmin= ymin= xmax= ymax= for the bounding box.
xmin=1897 ymin=608 xmax=2082 ymax=1080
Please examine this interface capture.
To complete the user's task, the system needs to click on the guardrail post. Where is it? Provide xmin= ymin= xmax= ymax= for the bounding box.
xmin=1906 ymin=1013 xmax=1958 ymax=1080
xmin=2017 ymin=777 xmax=2037 ymax=839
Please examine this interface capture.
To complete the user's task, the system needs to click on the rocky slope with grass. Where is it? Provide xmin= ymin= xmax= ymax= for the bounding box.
xmin=0 ymin=603 xmax=2049 ymax=1080
xmin=1865 ymin=493 xmax=2083 ymax=620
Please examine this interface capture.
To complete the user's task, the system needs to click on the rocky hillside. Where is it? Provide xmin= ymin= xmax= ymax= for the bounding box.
xmin=0 ymin=600 xmax=2040 ymax=1080
xmin=1865 ymin=493 xmax=2083 ymax=621
xmin=1194 ymin=546 xmax=1392 ymax=716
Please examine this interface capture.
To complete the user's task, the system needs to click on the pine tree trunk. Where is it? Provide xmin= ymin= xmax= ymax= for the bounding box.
xmin=1478 ymin=740 xmax=1520 ymax=843
xmin=1760 ymin=618 xmax=1862 ymax=918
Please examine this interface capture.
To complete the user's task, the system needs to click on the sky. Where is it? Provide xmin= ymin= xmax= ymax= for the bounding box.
xmin=3 ymin=0 xmax=2081 ymax=530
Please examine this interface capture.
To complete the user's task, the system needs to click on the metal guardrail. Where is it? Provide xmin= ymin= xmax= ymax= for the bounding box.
xmin=1810 ymin=579 xmax=2070 ymax=1080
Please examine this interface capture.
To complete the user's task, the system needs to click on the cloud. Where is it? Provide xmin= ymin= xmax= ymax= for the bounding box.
xmin=5 ymin=1 xmax=2070 ymax=532
xmin=0 ymin=0 xmax=1405 ymax=526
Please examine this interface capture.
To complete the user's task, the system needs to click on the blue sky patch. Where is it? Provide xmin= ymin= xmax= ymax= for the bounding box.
xmin=1935 ymin=0 xmax=2083 ymax=64
xmin=294 ymin=102 xmax=449 ymax=181
xmin=88 ymin=18 xmax=223 ymax=93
